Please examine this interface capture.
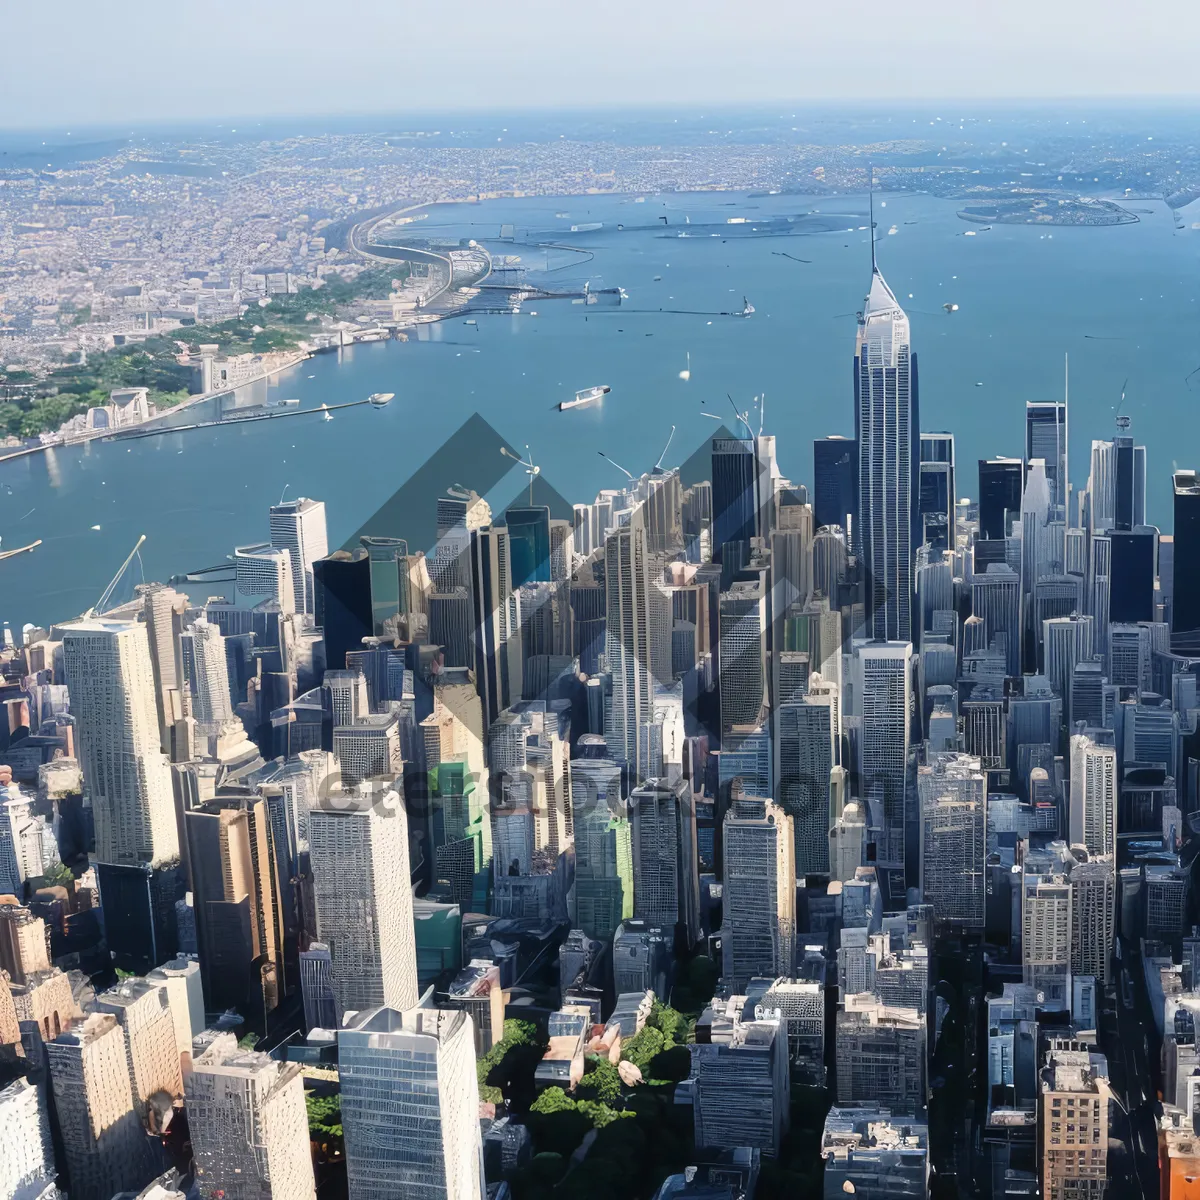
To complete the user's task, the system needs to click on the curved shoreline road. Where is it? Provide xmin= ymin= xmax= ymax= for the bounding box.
xmin=348 ymin=203 xmax=492 ymax=310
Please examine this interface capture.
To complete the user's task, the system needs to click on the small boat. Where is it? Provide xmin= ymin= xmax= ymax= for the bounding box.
xmin=369 ymin=392 xmax=395 ymax=407
xmin=0 ymin=538 xmax=41 ymax=562
xmin=943 ymin=303 xmax=959 ymax=313
xmin=741 ymin=297 xmax=755 ymax=316
xmin=679 ymin=352 xmax=691 ymax=382
xmin=276 ymin=397 xmax=300 ymax=407
xmin=560 ymin=385 xmax=610 ymax=411
xmin=464 ymin=319 xmax=477 ymax=326
xmin=320 ymin=404 xmax=334 ymax=422
xmin=91 ymin=524 xmax=101 ymax=531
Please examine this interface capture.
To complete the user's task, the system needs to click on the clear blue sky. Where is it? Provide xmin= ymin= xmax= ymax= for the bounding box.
xmin=5 ymin=0 xmax=1199 ymax=128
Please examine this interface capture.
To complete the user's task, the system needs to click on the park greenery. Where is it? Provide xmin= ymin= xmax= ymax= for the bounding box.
xmin=0 ymin=267 xmax=406 ymax=438
xmin=305 ymin=1092 xmax=343 ymax=1159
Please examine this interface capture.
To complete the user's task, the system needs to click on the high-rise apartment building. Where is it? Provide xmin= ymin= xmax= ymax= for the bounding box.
xmin=0 ymin=1077 xmax=56 ymax=1200
xmin=309 ymin=787 xmax=418 ymax=1019
xmin=1069 ymin=735 xmax=1117 ymax=859
xmin=856 ymin=268 xmax=919 ymax=641
xmin=338 ymin=1006 xmax=485 ymax=1200
xmin=188 ymin=1030 xmax=316 ymax=1200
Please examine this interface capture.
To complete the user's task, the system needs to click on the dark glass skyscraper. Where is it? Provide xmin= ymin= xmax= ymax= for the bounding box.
xmin=1173 ymin=470 xmax=1200 ymax=652
xmin=1109 ymin=528 xmax=1156 ymax=624
xmin=919 ymin=432 xmax=955 ymax=551
xmin=505 ymin=505 xmax=552 ymax=587
xmin=1026 ymin=401 xmax=1067 ymax=509
xmin=813 ymin=435 xmax=856 ymax=532
xmin=855 ymin=268 xmax=919 ymax=642
xmin=711 ymin=436 xmax=759 ymax=567
xmin=313 ymin=551 xmax=372 ymax=672
xmin=978 ymin=458 xmax=1024 ymax=542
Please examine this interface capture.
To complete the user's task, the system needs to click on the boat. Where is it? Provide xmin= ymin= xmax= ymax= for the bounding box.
xmin=369 ymin=392 xmax=395 ymax=407
xmin=943 ymin=303 xmax=959 ymax=313
xmin=464 ymin=319 xmax=477 ymax=326
xmin=741 ymin=297 xmax=755 ymax=316
xmin=320 ymin=403 xmax=334 ymax=422
xmin=679 ymin=352 xmax=691 ymax=382
xmin=0 ymin=538 xmax=41 ymax=562
xmin=560 ymin=385 xmax=610 ymax=411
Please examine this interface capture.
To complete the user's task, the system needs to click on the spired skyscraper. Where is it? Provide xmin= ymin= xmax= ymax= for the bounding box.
xmin=855 ymin=257 xmax=919 ymax=642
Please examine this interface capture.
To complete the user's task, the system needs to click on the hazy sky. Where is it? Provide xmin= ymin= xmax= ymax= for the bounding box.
xmin=5 ymin=0 xmax=1200 ymax=128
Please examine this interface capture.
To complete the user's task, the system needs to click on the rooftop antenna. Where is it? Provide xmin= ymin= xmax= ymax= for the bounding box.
xmin=83 ymin=535 xmax=147 ymax=619
xmin=654 ymin=425 xmax=676 ymax=471
xmin=1115 ymin=377 xmax=1131 ymax=432
xmin=759 ymin=392 xmax=765 ymax=436
xmin=598 ymin=450 xmax=634 ymax=481
xmin=726 ymin=393 xmax=753 ymax=437
xmin=500 ymin=444 xmax=540 ymax=503
xmin=868 ymin=161 xmax=877 ymax=275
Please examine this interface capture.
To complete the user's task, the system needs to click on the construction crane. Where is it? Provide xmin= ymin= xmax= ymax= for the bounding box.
xmin=654 ymin=425 xmax=676 ymax=472
xmin=597 ymin=450 xmax=634 ymax=481
xmin=82 ymin=535 xmax=146 ymax=619
xmin=500 ymin=445 xmax=540 ymax=504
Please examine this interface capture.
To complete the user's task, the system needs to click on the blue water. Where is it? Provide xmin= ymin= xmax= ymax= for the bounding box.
xmin=2 ymin=188 xmax=1198 ymax=632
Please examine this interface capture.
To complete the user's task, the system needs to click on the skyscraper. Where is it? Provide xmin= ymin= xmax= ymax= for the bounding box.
xmin=269 ymin=496 xmax=329 ymax=616
xmin=0 ymin=1077 xmax=56 ymax=1200
xmin=604 ymin=523 xmax=654 ymax=775
xmin=856 ymin=267 xmax=919 ymax=641
xmin=629 ymin=775 xmax=698 ymax=941
xmin=918 ymin=431 xmax=955 ymax=551
xmin=1069 ymin=734 xmax=1117 ymax=859
xmin=572 ymin=758 xmax=633 ymax=941
xmin=721 ymin=797 xmax=795 ymax=988
xmin=711 ymin=436 xmax=761 ymax=568
xmin=505 ymin=505 xmax=552 ymax=587
xmin=918 ymin=753 xmax=986 ymax=932
xmin=1172 ymin=470 xmax=1200 ymax=652
xmin=62 ymin=620 xmax=180 ymax=868
xmin=188 ymin=1031 xmax=316 ymax=1200
xmin=813 ymin=435 xmax=857 ymax=533
xmin=1026 ymin=401 xmax=1068 ymax=509
xmin=338 ymin=1006 xmax=485 ymax=1200
xmin=718 ymin=579 xmax=768 ymax=731
xmin=775 ymin=675 xmax=840 ymax=876
xmin=309 ymin=787 xmax=418 ymax=1019
xmin=978 ymin=457 xmax=1025 ymax=542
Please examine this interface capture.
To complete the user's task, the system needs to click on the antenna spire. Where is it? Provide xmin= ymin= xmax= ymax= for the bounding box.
xmin=869 ymin=162 xmax=877 ymax=275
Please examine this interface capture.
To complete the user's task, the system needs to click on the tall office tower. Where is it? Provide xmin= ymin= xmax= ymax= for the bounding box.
xmin=338 ymin=1006 xmax=484 ymax=1200
xmin=235 ymin=543 xmax=295 ymax=613
xmin=820 ymin=1107 xmax=930 ymax=1200
xmin=181 ymin=616 xmax=235 ymax=727
xmin=1087 ymin=435 xmax=1146 ymax=532
xmin=814 ymin=435 xmax=857 ymax=534
xmin=188 ymin=1031 xmax=316 ymax=1200
xmin=505 ymin=504 xmax=552 ymax=587
xmin=1069 ymin=659 xmax=1108 ymax=732
xmin=334 ymin=713 xmax=402 ymax=787
xmin=313 ymin=551 xmax=372 ymax=671
xmin=0 ymin=1077 xmax=56 ymax=1200
xmin=429 ymin=588 xmax=474 ymax=668
xmin=918 ymin=753 xmax=986 ymax=932
xmin=358 ymin=536 xmax=410 ymax=635
xmin=853 ymin=641 xmax=913 ymax=891
xmin=721 ymin=798 xmax=795 ymax=988
xmin=830 ymin=801 xmax=866 ymax=881
xmin=48 ymin=1013 xmax=154 ymax=1200
xmin=682 ymin=480 xmax=713 ymax=561
xmin=269 ymin=496 xmax=328 ymax=616
xmin=918 ymin=432 xmax=955 ymax=551
xmin=712 ymin=434 xmax=759 ymax=565
xmin=62 ymin=620 xmax=179 ymax=867
xmin=309 ymin=787 xmax=418 ymax=1019
xmin=145 ymin=957 xmax=205 ymax=1074
xmin=1109 ymin=623 xmax=1152 ymax=691
xmin=1070 ymin=858 xmax=1115 ymax=987
xmin=629 ymin=776 xmax=697 ymax=939
xmin=834 ymin=995 xmax=927 ymax=1114
xmin=611 ymin=920 xmax=672 ymax=999
xmin=570 ymin=564 xmax=606 ymax=675
xmin=972 ymin=563 xmax=1021 ymax=677
xmin=687 ymin=1003 xmax=790 ymax=1156
xmin=299 ymin=942 xmax=337 ymax=1032
xmin=1069 ymin=734 xmax=1117 ymax=858
xmin=186 ymin=793 xmax=285 ymax=1017
xmin=812 ymin=524 xmax=849 ymax=600
xmin=978 ymin=456 xmax=1024 ymax=541
xmin=1043 ymin=615 xmax=1094 ymax=702
xmin=1027 ymin=401 xmax=1068 ymax=509
xmin=718 ymin=723 xmax=774 ymax=800
xmin=856 ymin=268 xmax=919 ymax=641
xmin=471 ymin=525 xmax=523 ymax=726
xmin=140 ymin=583 xmax=189 ymax=749
xmin=604 ymin=523 xmax=654 ymax=775
xmin=91 ymin=978 xmax=184 ymax=1121
xmin=718 ymin=580 xmax=768 ymax=730
xmin=1039 ymin=1041 xmax=1109 ymax=1200
xmin=572 ymin=759 xmax=633 ymax=941
xmin=1021 ymin=867 xmax=1072 ymax=1011
xmin=916 ymin=551 xmax=953 ymax=639
xmin=1109 ymin=527 xmax=1157 ymax=624
xmin=1172 ymin=471 xmax=1200 ymax=652
xmin=62 ymin=619 xmax=182 ymax=970
xmin=776 ymin=676 xmax=840 ymax=876
xmin=770 ymin=519 xmax=813 ymax=626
